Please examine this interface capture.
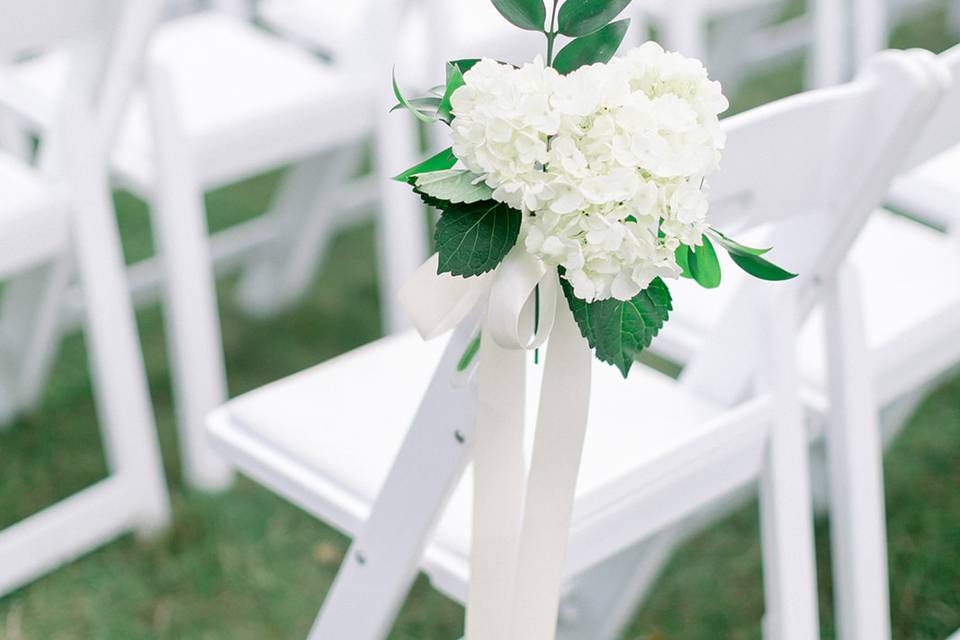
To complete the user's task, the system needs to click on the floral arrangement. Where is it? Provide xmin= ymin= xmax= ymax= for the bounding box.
xmin=393 ymin=0 xmax=794 ymax=376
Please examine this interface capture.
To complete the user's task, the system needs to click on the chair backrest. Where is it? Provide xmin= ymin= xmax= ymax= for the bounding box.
xmin=0 ymin=0 xmax=163 ymax=153
xmin=679 ymin=49 xmax=949 ymax=404
xmin=901 ymin=43 xmax=960 ymax=172
xmin=0 ymin=0 xmax=120 ymax=57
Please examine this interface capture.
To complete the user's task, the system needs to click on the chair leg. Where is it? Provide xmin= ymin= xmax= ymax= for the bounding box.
xmin=61 ymin=116 xmax=172 ymax=534
xmin=852 ymin=0 xmax=888 ymax=73
xmin=373 ymin=111 xmax=430 ymax=334
xmin=556 ymin=532 xmax=677 ymax=640
xmin=234 ymin=145 xmax=364 ymax=318
xmin=757 ymin=292 xmax=820 ymax=640
xmin=308 ymin=321 xmax=479 ymax=640
xmin=0 ymin=258 xmax=71 ymax=418
xmin=660 ymin=3 xmax=707 ymax=61
xmin=809 ymin=0 xmax=849 ymax=88
xmin=146 ymin=64 xmax=233 ymax=492
xmin=823 ymin=266 xmax=892 ymax=640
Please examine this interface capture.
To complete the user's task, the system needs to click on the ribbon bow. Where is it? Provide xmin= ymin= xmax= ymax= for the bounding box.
xmin=399 ymin=246 xmax=593 ymax=640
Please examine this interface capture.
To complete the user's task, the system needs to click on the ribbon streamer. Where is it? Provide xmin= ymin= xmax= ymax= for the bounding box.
xmin=399 ymin=247 xmax=593 ymax=640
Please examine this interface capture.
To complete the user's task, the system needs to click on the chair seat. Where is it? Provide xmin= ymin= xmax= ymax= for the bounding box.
xmin=888 ymin=145 xmax=960 ymax=229
xmin=661 ymin=209 xmax=960 ymax=403
xmin=0 ymin=151 xmax=65 ymax=276
xmin=12 ymin=13 xmax=377 ymax=192
xmin=209 ymin=330 xmax=775 ymax=602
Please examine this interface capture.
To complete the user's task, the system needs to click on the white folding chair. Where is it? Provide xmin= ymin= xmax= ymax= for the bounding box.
xmin=886 ymin=42 xmax=960 ymax=230
xmin=0 ymin=0 xmax=171 ymax=595
xmin=258 ymin=0 xmax=545 ymax=79
xmin=205 ymin=50 xmax=944 ymax=640
xmin=631 ymin=0 xmax=861 ymax=93
xmin=4 ymin=0 xmax=431 ymax=492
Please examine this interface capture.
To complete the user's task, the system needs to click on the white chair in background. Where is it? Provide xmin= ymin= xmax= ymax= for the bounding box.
xmin=816 ymin=44 xmax=960 ymax=640
xmin=631 ymin=0 xmax=860 ymax=92
xmin=205 ymin=50 xmax=944 ymax=640
xmin=258 ymin=0 xmax=545 ymax=80
xmin=5 ymin=0 xmax=430 ymax=491
xmin=0 ymin=0 xmax=171 ymax=595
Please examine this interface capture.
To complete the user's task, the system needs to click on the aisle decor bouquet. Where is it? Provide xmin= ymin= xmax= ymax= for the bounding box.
xmin=391 ymin=1 xmax=796 ymax=638
xmin=393 ymin=0 xmax=795 ymax=377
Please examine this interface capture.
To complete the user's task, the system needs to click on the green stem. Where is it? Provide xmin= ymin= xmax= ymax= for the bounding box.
xmin=545 ymin=0 xmax=560 ymax=67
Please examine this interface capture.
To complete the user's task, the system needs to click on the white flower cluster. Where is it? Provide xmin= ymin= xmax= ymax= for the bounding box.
xmin=450 ymin=43 xmax=728 ymax=302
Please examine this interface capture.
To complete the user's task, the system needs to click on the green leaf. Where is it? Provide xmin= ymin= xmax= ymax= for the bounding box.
xmin=449 ymin=58 xmax=481 ymax=75
xmin=708 ymin=228 xmax=771 ymax=256
xmin=728 ymin=253 xmax=798 ymax=281
xmin=552 ymin=19 xmax=630 ymax=74
xmin=558 ymin=0 xmax=633 ymax=36
xmin=438 ymin=62 xmax=466 ymax=122
xmin=561 ymin=275 xmax=672 ymax=378
xmin=392 ymin=69 xmax=439 ymax=123
xmin=490 ymin=0 xmax=546 ymax=31
xmin=688 ymin=235 xmax=721 ymax=289
xmin=674 ymin=245 xmax=692 ymax=279
xmin=392 ymin=147 xmax=457 ymax=183
xmin=457 ymin=333 xmax=482 ymax=372
xmin=434 ymin=199 xmax=522 ymax=277
xmin=414 ymin=170 xmax=494 ymax=204
xmin=390 ymin=96 xmax=441 ymax=115
xmin=707 ymin=228 xmax=797 ymax=281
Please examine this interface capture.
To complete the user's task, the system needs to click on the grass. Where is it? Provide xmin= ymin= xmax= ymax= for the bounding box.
xmin=1 ymin=5 xmax=959 ymax=639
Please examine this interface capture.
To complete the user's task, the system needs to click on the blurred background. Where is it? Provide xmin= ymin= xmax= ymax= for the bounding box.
xmin=1 ymin=0 xmax=958 ymax=638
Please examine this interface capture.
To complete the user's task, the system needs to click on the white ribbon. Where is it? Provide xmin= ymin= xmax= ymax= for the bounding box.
xmin=399 ymin=247 xmax=592 ymax=640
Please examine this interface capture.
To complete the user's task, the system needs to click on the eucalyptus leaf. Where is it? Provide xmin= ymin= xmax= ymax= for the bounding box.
xmin=490 ymin=0 xmax=546 ymax=31
xmin=438 ymin=62 xmax=466 ymax=122
xmin=558 ymin=0 xmax=633 ymax=36
xmin=414 ymin=170 xmax=494 ymax=204
xmin=393 ymin=147 xmax=458 ymax=183
xmin=561 ymin=275 xmax=672 ymax=378
xmin=707 ymin=228 xmax=796 ymax=280
xmin=553 ymin=19 xmax=630 ymax=74
xmin=674 ymin=245 xmax=692 ymax=279
xmin=688 ymin=235 xmax=721 ymax=289
xmin=708 ymin=228 xmax=771 ymax=256
xmin=728 ymin=253 xmax=798 ymax=281
xmin=389 ymin=96 xmax=442 ymax=115
xmin=392 ymin=69 xmax=439 ymax=123
xmin=449 ymin=58 xmax=481 ymax=74
xmin=435 ymin=199 xmax=522 ymax=276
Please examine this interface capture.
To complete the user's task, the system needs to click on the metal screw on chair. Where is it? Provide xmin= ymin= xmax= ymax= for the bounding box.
xmin=454 ymin=430 xmax=466 ymax=444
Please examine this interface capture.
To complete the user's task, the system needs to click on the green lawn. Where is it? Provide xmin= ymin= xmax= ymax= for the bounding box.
xmin=2 ymin=7 xmax=959 ymax=639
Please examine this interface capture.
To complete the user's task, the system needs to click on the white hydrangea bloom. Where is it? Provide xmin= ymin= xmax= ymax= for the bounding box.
xmin=450 ymin=42 xmax=728 ymax=302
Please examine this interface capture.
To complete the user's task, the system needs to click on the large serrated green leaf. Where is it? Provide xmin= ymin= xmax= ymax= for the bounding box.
xmin=552 ymin=19 xmax=630 ymax=74
xmin=490 ymin=0 xmax=546 ymax=31
xmin=561 ymin=275 xmax=672 ymax=377
xmin=414 ymin=170 xmax=494 ymax=204
xmin=435 ymin=200 xmax=522 ymax=277
xmin=558 ymin=0 xmax=633 ymax=36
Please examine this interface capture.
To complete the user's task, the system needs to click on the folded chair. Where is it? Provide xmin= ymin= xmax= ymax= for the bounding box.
xmin=0 ymin=0 xmax=171 ymax=595
xmin=4 ymin=0 xmax=431 ymax=492
xmin=206 ymin=49 xmax=945 ymax=639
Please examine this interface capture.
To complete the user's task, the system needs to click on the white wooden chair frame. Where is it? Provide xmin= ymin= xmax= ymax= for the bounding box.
xmin=0 ymin=0 xmax=171 ymax=596
xmin=206 ymin=50 xmax=945 ymax=640
xmin=1 ymin=0 xmax=430 ymax=492
xmin=821 ymin=45 xmax=960 ymax=640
